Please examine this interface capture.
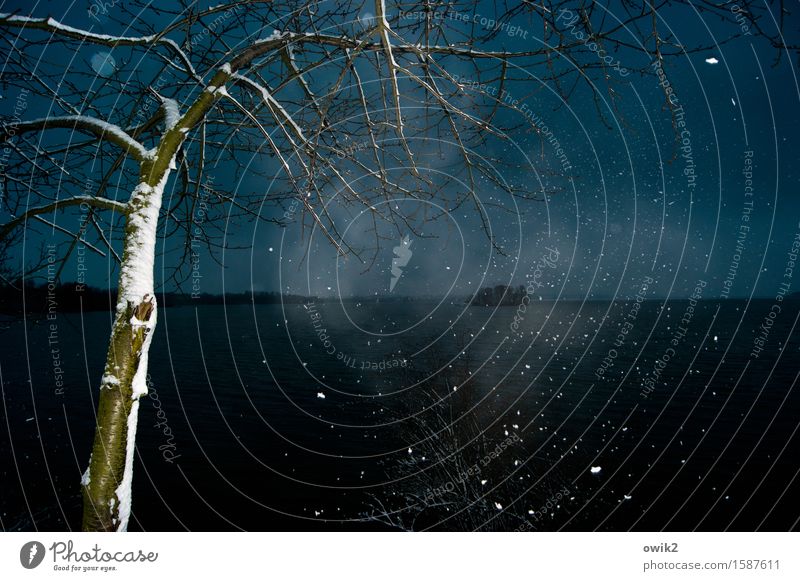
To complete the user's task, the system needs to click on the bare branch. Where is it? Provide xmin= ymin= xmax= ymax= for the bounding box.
xmin=1 ymin=196 xmax=127 ymax=240
xmin=1 ymin=116 xmax=152 ymax=161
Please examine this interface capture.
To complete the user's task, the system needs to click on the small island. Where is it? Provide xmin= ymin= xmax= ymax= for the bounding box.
xmin=470 ymin=285 xmax=528 ymax=306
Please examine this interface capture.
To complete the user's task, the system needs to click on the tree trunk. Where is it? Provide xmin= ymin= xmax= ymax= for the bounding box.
xmin=79 ymin=67 xmax=220 ymax=532
xmin=81 ymin=166 xmax=168 ymax=532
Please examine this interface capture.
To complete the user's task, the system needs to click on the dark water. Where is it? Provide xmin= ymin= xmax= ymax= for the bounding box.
xmin=2 ymin=299 xmax=800 ymax=531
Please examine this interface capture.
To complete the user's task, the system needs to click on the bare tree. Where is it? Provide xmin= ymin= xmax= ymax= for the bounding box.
xmin=0 ymin=0 xmax=794 ymax=531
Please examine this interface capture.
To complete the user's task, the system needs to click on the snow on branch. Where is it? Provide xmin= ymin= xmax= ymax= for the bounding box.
xmin=0 ymin=12 xmax=157 ymax=43
xmin=279 ymin=45 xmax=327 ymax=127
xmin=228 ymin=30 xmax=551 ymax=69
xmin=374 ymin=0 xmax=418 ymax=175
xmin=1 ymin=115 xmax=153 ymax=161
xmin=0 ymin=12 xmax=196 ymax=75
xmin=151 ymin=92 xmax=182 ymax=133
xmin=229 ymin=73 xmax=306 ymax=145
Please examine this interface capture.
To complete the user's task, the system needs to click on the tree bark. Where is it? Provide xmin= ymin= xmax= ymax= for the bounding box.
xmin=80 ymin=291 xmax=155 ymax=531
xmin=79 ymin=66 xmax=223 ymax=532
xmin=81 ymin=164 xmax=166 ymax=532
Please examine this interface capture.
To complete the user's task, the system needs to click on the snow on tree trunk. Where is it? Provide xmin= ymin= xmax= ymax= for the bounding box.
xmin=78 ymin=65 xmax=225 ymax=532
xmin=81 ymin=168 xmax=168 ymax=532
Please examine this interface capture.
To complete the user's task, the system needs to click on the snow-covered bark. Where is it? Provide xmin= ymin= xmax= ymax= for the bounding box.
xmin=81 ymin=170 xmax=168 ymax=532
xmin=80 ymin=70 xmax=227 ymax=532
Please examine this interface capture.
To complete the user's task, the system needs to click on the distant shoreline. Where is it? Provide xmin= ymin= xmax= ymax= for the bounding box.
xmin=2 ymin=281 xmax=798 ymax=318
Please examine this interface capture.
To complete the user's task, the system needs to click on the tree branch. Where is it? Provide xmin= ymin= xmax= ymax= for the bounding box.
xmin=0 ymin=196 xmax=127 ymax=240
xmin=1 ymin=116 xmax=152 ymax=161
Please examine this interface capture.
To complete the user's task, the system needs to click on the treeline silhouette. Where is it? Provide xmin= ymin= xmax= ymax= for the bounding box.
xmin=4 ymin=281 xmax=796 ymax=317
xmin=467 ymin=286 xmax=800 ymax=306
xmin=0 ymin=281 xmax=310 ymax=317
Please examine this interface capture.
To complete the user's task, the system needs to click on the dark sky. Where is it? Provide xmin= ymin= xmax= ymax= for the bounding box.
xmin=248 ymin=2 xmax=800 ymax=301
xmin=3 ymin=0 xmax=799 ymax=300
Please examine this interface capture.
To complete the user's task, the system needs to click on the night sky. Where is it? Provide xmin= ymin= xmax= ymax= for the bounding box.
xmin=2 ymin=0 xmax=799 ymax=300
xmin=253 ymin=5 xmax=800 ymax=301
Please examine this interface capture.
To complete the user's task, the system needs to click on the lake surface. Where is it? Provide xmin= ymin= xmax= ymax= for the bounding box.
xmin=2 ymin=299 xmax=799 ymax=531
